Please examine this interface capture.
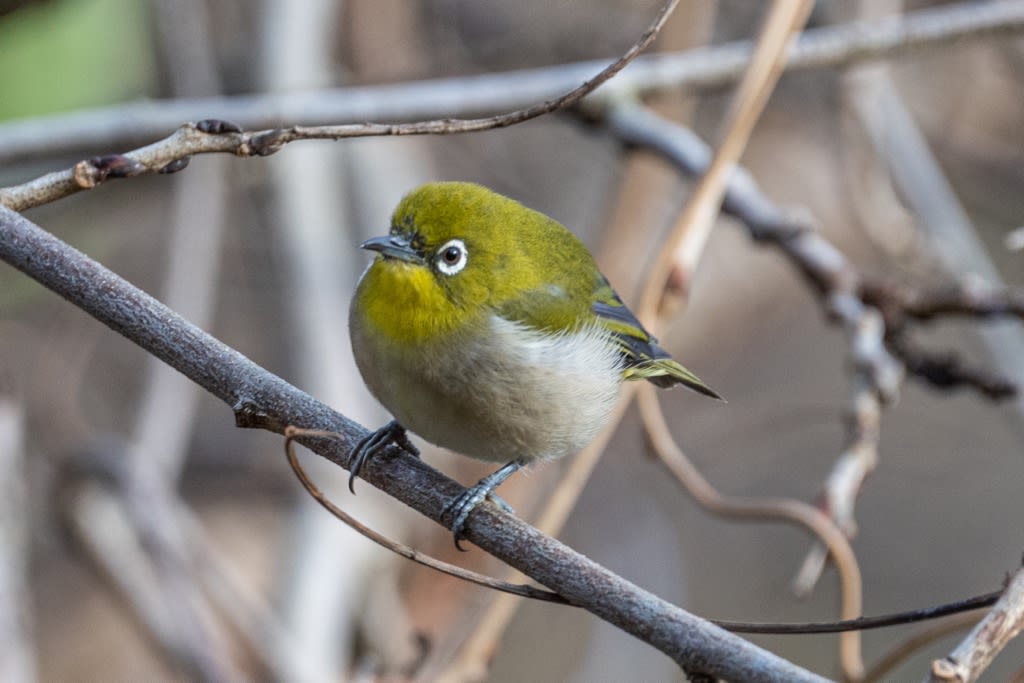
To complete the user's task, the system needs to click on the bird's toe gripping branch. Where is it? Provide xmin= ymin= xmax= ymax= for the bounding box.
xmin=348 ymin=419 xmax=420 ymax=493
xmin=442 ymin=459 xmax=524 ymax=550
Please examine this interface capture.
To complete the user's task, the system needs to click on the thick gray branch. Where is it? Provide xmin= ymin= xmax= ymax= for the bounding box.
xmin=0 ymin=208 xmax=829 ymax=681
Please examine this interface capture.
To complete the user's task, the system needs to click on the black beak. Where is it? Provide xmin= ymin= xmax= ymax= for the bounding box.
xmin=360 ymin=235 xmax=424 ymax=264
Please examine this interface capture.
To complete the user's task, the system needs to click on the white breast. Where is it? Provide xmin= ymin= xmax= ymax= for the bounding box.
xmin=354 ymin=314 xmax=624 ymax=464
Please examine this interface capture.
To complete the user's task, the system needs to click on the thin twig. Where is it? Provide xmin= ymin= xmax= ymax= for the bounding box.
xmin=436 ymin=8 xmax=720 ymax=679
xmin=626 ymin=1 xmax=869 ymax=679
xmin=2 ymin=1 xmax=1022 ymax=164
xmin=862 ymin=278 xmax=1022 ymax=398
xmin=636 ymin=0 xmax=814 ymax=323
xmin=605 ymin=90 xmax=1024 ymax=679
xmin=617 ymin=16 xmax=873 ymax=661
xmin=129 ymin=5 xmax=239 ymax=675
xmin=845 ymin=30 xmax=1024 ymax=414
xmin=862 ymin=611 xmax=980 ymax=683
xmin=807 ymin=0 xmax=1024 ymax=609
xmin=716 ymin=589 xmax=999 ymax=634
xmin=284 ymin=428 xmax=567 ymax=604
xmin=863 ymin=279 xmax=1024 ymax=323
xmin=926 ymin=565 xmax=1024 ymax=682
xmin=0 ymin=0 xmax=678 ymax=213
xmin=638 ymin=384 xmax=864 ymax=665
xmin=441 ymin=2 xmax=821 ymax=678
xmin=604 ymin=92 xmax=900 ymax=616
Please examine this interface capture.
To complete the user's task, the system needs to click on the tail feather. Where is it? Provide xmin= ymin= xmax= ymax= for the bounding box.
xmin=625 ymin=358 xmax=724 ymax=401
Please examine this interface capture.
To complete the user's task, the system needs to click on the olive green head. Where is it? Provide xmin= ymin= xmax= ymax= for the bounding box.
xmin=356 ymin=182 xmax=599 ymax=342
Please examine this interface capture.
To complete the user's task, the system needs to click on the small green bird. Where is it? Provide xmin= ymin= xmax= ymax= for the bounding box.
xmin=349 ymin=182 xmax=720 ymax=545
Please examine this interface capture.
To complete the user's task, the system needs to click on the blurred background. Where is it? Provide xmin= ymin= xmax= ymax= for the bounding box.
xmin=1 ymin=0 xmax=1023 ymax=681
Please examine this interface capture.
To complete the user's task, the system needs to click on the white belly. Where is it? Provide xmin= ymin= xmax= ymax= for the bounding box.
xmin=351 ymin=314 xmax=624 ymax=463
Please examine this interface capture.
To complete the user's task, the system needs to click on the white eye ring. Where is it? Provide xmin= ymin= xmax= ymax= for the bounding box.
xmin=436 ymin=239 xmax=468 ymax=275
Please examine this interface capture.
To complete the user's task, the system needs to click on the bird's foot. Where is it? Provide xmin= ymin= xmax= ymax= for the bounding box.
xmin=442 ymin=460 xmax=523 ymax=550
xmin=348 ymin=420 xmax=419 ymax=493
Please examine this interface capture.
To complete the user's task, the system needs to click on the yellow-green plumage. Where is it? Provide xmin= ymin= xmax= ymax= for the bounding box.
xmin=349 ymin=182 xmax=719 ymax=542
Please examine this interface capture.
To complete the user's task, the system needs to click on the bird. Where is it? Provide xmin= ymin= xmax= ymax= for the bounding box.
xmin=348 ymin=181 xmax=720 ymax=547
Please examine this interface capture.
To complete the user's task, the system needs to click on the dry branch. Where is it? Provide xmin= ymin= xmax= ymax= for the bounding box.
xmin=1 ymin=2 xmax=1020 ymax=678
xmin=0 ymin=1 xmax=1021 ymax=165
xmin=284 ymin=429 xmax=564 ymax=604
xmin=0 ymin=205 xmax=828 ymax=682
xmin=603 ymin=85 xmax=1024 ymax=683
xmin=608 ymin=98 xmax=883 ymax=678
xmin=0 ymin=0 xmax=677 ymax=212
xmin=601 ymin=98 xmax=1024 ymax=527
xmin=927 ymin=565 xmax=1024 ymax=683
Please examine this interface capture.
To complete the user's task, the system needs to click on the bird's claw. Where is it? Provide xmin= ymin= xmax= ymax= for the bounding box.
xmin=442 ymin=486 xmax=515 ymax=551
xmin=348 ymin=420 xmax=419 ymax=493
xmin=441 ymin=459 xmax=524 ymax=549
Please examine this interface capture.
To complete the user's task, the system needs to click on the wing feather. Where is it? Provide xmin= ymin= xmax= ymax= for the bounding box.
xmin=592 ymin=277 xmax=722 ymax=399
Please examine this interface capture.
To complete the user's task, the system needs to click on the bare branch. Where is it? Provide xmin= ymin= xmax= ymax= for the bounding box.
xmin=927 ymin=565 xmax=1024 ymax=683
xmin=0 ymin=206 xmax=829 ymax=682
xmin=863 ymin=280 xmax=1024 ymax=323
xmin=864 ymin=612 xmax=979 ymax=683
xmin=0 ymin=0 xmax=1021 ymax=165
xmin=260 ymin=2 xmax=419 ymax=675
xmin=854 ymin=278 xmax=1023 ymax=398
xmin=638 ymin=382 xmax=866 ymax=678
xmin=717 ymin=589 xmax=998 ymax=634
xmin=60 ymin=5 xmax=247 ymax=677
xmin=284 ymin=428 xmax=566 ymax=604
xmin=0 ymin=0 xmax=677 ymax=213
xmin=606 ymin=92 xmax=886 ymax=611
xmin=887 ymin=335 xmax=1018 ymax=400
xmin=604 ymin=95 xmax=1024 ymax=682
xmin=636 ymin=0 xmax=813 ymax=322
xmin=626 ymin=2 xmax=866 ymax=676
xmin=845 ymin=37 xmax=1024 ymax=409
xmin=436 ymin=8 xmax=719 ymax=678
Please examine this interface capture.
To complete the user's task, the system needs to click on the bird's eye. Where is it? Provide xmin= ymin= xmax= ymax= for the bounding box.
xmin=435 ymin=239 xmax=468 ymax=275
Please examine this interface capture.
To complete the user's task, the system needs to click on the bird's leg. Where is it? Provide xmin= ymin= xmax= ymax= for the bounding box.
xmin=348 ymin=419 xmax=420 ymax=493
xmin=443 ymin=458 xmax=525 ymax=550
